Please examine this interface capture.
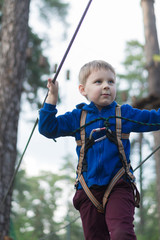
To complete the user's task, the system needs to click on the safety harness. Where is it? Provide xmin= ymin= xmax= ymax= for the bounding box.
xmin=75 ymin=105 xmax=140 ymax=213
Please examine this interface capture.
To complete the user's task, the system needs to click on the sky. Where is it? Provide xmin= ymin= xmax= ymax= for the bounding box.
xmin=17 ymin=0 xmax=160 ymax=179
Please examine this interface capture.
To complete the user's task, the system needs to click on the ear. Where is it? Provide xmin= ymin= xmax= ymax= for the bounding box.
xmin=79 ymin=84 xmax=87 ymax=97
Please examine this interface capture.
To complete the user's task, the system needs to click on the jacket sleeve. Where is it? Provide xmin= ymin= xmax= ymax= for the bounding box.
xmin=38 ymin=103 xmax=78 ymax=139
xmin=121 ymin=104 xmax=160 ymax=133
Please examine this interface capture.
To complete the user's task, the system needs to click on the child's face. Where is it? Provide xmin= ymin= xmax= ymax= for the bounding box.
xmin=79 ymin=69 xmax=116 ymax=110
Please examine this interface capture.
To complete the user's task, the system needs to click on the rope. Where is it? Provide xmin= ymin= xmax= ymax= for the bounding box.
xmin=71 ymin=114 xmax=160 ymax=171
xmin=110 ymin=115 xmax=160 ymax=127
xmin=39 ymin=215 xmax=80 ymax=240
xmin=2 ymin=112 xmax=159 ymax=211
xmin=0 ymin=118 xmax=38 ymax=210
xmin=4 ymin=115 xmax=160 ymax=237
xmin=51 ymin=0 xmax=93 ymax=84
xmin=43 ymin=0 xmax=93 ymax=103
xmin=0 ymin=0 xmax=93 ymax=210
xmin=133 ymin=144 xmax=160 ymax=172
xmin=72 ymin=115 xmax=160 ymax=135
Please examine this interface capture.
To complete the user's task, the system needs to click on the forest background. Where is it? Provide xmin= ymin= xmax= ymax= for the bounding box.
xmin=0 ymin=0 xmax=160 ymax=239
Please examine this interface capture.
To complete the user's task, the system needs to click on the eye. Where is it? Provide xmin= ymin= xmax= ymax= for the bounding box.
xmin=108 ymin=79 xmax=115 ymax=84
xmin=94 ymin=79 xmax=102 ymax=84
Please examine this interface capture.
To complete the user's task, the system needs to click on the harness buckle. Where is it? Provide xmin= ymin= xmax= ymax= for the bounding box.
xmin=89 ymin=127 xmax=108 ymax=143
xmin=127 ymin=173 xmax=136 ymax=183
xmin=74 ymin=178 xmax=79 ymax=189
xmin=89 ymin=127 xmax=113 ymax=143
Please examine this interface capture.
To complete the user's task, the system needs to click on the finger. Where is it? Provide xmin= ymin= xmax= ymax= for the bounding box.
xmin=47 ymin=78 xmax=52 ymax=87
xmin=54 ymin=81 xmax=58 ymax=88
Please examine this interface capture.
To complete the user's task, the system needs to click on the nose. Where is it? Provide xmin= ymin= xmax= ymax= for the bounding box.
xmin=103 ymin=81 xmax=109 ymax=89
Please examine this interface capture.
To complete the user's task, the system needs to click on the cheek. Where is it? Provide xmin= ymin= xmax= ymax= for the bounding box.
xmin=87 ymin=88 xmax=99 ymax=101
xmin=112 ymin=88 xmax=117 ymax=98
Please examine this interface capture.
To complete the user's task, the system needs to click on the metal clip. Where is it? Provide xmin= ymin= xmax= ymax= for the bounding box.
xmin=89 ymin=127 xmax=109 ymax=143
xmin=74 ymin=178 xmax=79 ymax=189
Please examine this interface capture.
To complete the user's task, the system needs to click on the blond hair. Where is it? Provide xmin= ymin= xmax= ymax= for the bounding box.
xmin=79 ymin=60 xmax=116 ymax=85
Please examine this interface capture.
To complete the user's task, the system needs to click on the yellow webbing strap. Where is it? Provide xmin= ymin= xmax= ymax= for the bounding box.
xmin=79 ymin=175 xmax=104 ymax=213
xmin=102 ymin=106 xmax=132 ymax=208
xmin=115 ymin=106 xmax=135 ymax=181
xmin=102 ymin=167 xmax=125 ymax=207
xmin=75 ymin=110 xmax=104 ymax=213
xmin=76 ymin=110 xmax=87 ymax=179
xmin=102 ymin=106 xmax=140 ymax=208
xmin=115 ymin=106 xmax=140 ymax=208
xmin=76 ymin=106 xmax=140 ymax=213
xmin=76 ymin=134 xmax=130 ymax=146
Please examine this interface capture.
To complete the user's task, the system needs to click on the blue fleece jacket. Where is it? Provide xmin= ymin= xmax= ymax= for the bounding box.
xmin=38 ymin=101 xmax=160 ymax=189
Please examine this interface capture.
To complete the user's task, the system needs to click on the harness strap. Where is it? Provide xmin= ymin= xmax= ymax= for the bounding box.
xmin=75 ymin=110 xmax=104 ymax=212
xmin=115 ymin=106 xmax=140 ymax=208
xmin=102 ymin=167 xmax=125 ymax=207
xmin=76 ymin=133 xmax=130 ymax=146
xmin=115 ymin=107 xmax=136 ymax=182
xmin=79 ymin=174 xmax=104 ymax=213
xmin=76 ymin=110 xmax=87 ymax=179
xmin=75 ymin=106 xmax=140 ymax=213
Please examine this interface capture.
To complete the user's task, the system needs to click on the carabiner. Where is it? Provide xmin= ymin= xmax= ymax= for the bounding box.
xmin=89 ymin=127 xmax=106 ymax=140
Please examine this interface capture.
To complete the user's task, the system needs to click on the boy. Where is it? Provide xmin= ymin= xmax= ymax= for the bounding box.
xmin=39 ymin=60 xmax=160 ymax=240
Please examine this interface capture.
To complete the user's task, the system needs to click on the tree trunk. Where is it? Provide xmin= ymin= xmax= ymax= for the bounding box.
xmin=139 ymin=133 xmax=145 ymax=233
xmin=0 ymin=0 xmax=30 ymax=238
xmin=141 ymin=0 xmax=160 ymax=234
xmin=153 ymin=132 xmax=160 ymax=231
xmin=141 ymin=0 xmax=160 ymax=97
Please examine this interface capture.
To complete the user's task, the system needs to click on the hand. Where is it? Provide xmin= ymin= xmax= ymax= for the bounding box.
xmin=46 ymin=78 xmax=59 ymax=105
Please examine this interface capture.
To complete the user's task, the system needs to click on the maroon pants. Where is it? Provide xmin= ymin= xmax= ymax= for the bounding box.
xmin=73 ymin=179 xmax=137 ymax=240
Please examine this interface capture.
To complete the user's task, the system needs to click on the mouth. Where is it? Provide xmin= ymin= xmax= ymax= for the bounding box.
xmin=101 ymin=93 xmax=110 ymax=96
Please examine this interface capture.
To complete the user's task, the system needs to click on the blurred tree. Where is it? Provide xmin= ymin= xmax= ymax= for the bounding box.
xmin=116 ymin=40 xmax=147 ymax=104
xmin=117 ymin=39 xmax=158 ymax=236
xmin=135 ymin=179 xmax=159 ymax=240
xmin=117 ymin=1 xmax=160 ymax=234
xmin=10 ymin=170 xmax=62 ymax=239
xmin=140 ymin=0 xmax=160 ymax=234
xmin=59 ymin=154 xmax=84 ymax=240
xmin=0 ymin=0 xmax=69 ymax=238
xmin=24 ymin=28 xmax=50 ymax=109
xmin=10 ymin=154 xmax=84 ymax=240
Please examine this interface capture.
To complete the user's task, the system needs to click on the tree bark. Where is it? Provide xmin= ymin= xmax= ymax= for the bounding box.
xmin=141 ymin=0 xmax=160 ymax=234
xmin=153 ymin=132 xmax=160 ymax=231
xmin=0 ymin=0 xmax=30 ymax=238
xmin=141 ymin=0 xmax=160 ymax=96
xmin=139 ymin=133 xmax=145 ymax=233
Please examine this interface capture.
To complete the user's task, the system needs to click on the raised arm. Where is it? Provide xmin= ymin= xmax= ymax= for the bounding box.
xmin=46 ymin=78 xmax=59 ymax=105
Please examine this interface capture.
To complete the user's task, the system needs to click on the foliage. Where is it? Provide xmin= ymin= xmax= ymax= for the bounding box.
xmin=58 ymin=154 xmax=84 ymax=240
xmin=116 ymin=40 xmax=148 ymax=104
xmin=0 ymin=0 xmax=70 ymax=238
xmin=61 ymin=202 xmax=83 ymax=240
xmin=117 ymin=39 xmax=159 ymax=238
xmin=0 ymin=0 xmax=69 ymax=110
xmin=39 ymin=0 xmax=69 ymax=23
xmin=135 ymin=180 xmax=159 ymax=240
xmin=11 ymin=170 xmax=63 ymax=239
xmin=24 ymin=0 xmax=69 ymax=109
xmin=24 ymin=28 xmax=51 ymax=109
xmin=10 ymin=156 xmax=159 ymax=239
xmin=10 ymin=155 xmax=84 ymax=240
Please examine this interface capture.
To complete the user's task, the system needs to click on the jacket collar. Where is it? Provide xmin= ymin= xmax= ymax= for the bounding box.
xmin=76 ymin=101 xmax=117 ymax=113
